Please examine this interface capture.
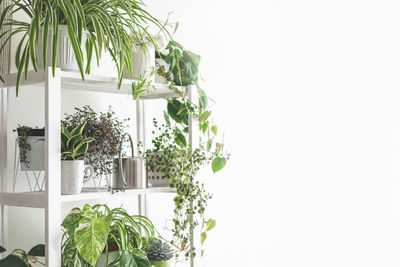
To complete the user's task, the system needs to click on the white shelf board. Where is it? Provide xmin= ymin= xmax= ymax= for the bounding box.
xmin=0 ymin=192 xmax=46 ymax=208
xmin=61 ymin=187 xmax=176 ymax=203
xmin=1 ymin=70 xmax=182 ymax=100
xmin=0 ymin=187 xmax=175 ymax=208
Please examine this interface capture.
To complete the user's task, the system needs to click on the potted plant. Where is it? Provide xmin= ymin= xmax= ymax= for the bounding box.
xmin=125 ymin=36 xmax=156 ymax=82
xmin=61 ymin=124 xmax=94 ymax=195
xmin=145 ymin=239 xmax=173 ymax=267
xmin=62 ymin=106 xmax=129 ymax=186
xmin=0 ymin=0 xmax=167 ymax=95
xmin=146 ymin=119 xmax=179 ymax=188
xmin=14 ymin=126 xmax=45 ymax=171
xmin=0 ymin=244 xmax=45 ymax=267
xmin=157 ymin=41 xmax=200 ymax=87
xmin=146 ymin=115 xmax=229 ymax=261
xmin=62 ymin=204 xmax=154 ymax=267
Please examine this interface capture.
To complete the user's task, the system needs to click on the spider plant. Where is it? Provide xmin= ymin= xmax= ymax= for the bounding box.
xmin=62 ymin=204 xmax=154 ymax=267
xmin=0 ymin=0 xmax=167 ymax=95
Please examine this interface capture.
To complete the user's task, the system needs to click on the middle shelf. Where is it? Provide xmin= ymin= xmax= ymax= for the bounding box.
xmin=0 ymin=187 xmax=176 ymax=209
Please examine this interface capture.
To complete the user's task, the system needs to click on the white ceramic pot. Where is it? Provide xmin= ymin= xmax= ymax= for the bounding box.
xmin=38 ymin=25 xmax=89 ymax=71
xmin=61 ymin=160 xmax=94 ymax=195
xmin=19 ymin=136 xmax=45 ymax=171
xmin=124 ymin=44 xmax=155 ymax=81
xmin=155 ymin=58 xmax=169 ymax=84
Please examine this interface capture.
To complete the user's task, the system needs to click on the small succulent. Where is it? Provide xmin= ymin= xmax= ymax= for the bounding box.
xmin=61 ymin=124 xmax=94 ymax=160
xmin=145 ymin=239 xmax=173 ymax=262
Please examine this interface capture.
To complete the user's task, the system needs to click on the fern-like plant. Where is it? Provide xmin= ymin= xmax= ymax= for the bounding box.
xmin=61 ymin=124 xmax=93 ymax=160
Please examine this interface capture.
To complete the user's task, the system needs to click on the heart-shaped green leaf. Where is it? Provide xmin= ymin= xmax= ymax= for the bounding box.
xmin=212 ymin=157 xmax=227 ymax=173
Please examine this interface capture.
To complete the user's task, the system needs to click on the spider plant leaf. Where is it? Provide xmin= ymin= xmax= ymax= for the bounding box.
xmin=67 ymin=23 xmax=85 ymax=80
xmin=42 ymin=10 xmax=50 ymax=68
xmin=51 ymin=9 xmax=58 ymax=76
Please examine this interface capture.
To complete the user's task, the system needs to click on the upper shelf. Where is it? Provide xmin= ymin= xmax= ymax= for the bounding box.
xmin=1 ymin=70 xmax=183 ymax=100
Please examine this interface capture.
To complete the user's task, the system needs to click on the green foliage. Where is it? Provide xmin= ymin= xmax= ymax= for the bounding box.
xmin=131 ymin=79 xmax=154 ymax=100
xmin=0 ymin=245 xmax=45 ymax=267
xmin=61 ymin=124 xmax=94 ymax=160
xmin=211 ymin=157 xmax=227 ymax=173
xmin=158 ymin=41 xmax=200 ymax=86
xmin=146 ymin=119 xmax=225 ymax=260
xmin=0 ymin=0 xmax=167 ymax=95
xmin=13 ymin=126 xmax=44 ymax=168
xmin=145 ymin=239 xmax=173 ymax=262
xmin=62 ymin=204 xmax=155 ymax=267
xmin=63 ymin=105 xmax=129 ymax=176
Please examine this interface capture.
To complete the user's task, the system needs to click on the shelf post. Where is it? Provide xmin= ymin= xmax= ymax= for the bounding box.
xmin=0 ymin=87 xmax=8 ymax=249
xmin=44 ymin=67 xmax=61 ymax=266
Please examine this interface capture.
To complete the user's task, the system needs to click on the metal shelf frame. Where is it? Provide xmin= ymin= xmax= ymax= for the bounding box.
xmin=0 ymin=68 xmax=197 ymax=266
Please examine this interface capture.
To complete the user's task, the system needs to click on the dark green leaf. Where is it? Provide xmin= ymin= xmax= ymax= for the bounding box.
xmin=120 ymin=250 xmax=137 ymax=267
xmin=27 ymin=244 xmax=44 ymax=257
xmin=0 ymin=254 xmax=28 ymax=267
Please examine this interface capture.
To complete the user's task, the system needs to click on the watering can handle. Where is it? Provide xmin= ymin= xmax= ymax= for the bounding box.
xmin=119 ymin=133 xmax=135 ymax=187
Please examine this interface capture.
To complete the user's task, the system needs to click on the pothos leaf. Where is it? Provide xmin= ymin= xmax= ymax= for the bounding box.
xmin=74 ymin=217 xmax=109 ymax=266
xmin=211 ymin=125 xmax=218 ymax=136
xmin=174 ymin=132 xmax=187 ymax=147
xmin=201 ymin=232 xmax=207 ymax=245
xmin=27 ymin=244 xmax=45 ymax=257
xmin=119 ymin=250 xmax=138 ymax=267
xmin=206 ymin=219 xmax=216 ymax=231
xmin=212 ymin=157 xmax=227 ymax=173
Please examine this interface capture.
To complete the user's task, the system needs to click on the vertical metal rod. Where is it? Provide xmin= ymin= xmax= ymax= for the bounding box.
xmin=0 ymin=87 xmax=8 ymax=249
xmin=45 ymin=67 xmax=61 ymax=266
xmin=187 ymin=85 xmax=199 ymax=267
xmin=136 ymin=98 xmax=148 ymax=216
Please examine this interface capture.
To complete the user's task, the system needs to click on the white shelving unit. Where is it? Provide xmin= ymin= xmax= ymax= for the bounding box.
xmin=0 ymin=68 xmax=197 ymax=266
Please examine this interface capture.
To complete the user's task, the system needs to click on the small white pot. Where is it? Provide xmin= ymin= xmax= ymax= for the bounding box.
xmin=124 ymin=44 xmax=155 ymax=81
xmin=61 ymin=160 xmax=94 ymax=195
xmin=155 ymin=58 xmax=169 ymax=84
xmin=19 ymin=136 xmax=45 ymax=171
xmin=38 ymin=25 xmax=89 ymax=71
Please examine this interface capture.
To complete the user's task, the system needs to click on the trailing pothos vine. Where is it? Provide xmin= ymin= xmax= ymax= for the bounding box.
xmin=145 ymin=40 xmax=229 ymax=261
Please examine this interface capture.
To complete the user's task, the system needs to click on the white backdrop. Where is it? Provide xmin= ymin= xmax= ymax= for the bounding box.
xmin=6 ymin=0 xmax=400 ymax=266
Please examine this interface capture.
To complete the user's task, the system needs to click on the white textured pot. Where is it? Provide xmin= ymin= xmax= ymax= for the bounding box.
xmin=147 ymin=152 xmax=172 ymax=187
xmin=38 ymin=25 xmax=89 ymax=71
xmin=19 ymin=136 xmax=45 ymax=171
xmin=61 ymin=160 xmax=94 ymax=195
xmin=155 ymin=58 xmax=169 ymax=84
xmin=124 ymin=44 xmax=155 ymax=81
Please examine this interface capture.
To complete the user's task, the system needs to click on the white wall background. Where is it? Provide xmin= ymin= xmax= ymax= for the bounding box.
xmin=5 ymin=0 xmax=400 ymax=266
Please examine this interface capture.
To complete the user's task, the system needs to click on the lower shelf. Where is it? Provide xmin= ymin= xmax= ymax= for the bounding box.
xmin=0 ymin=187 xmax=176 ymax=208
